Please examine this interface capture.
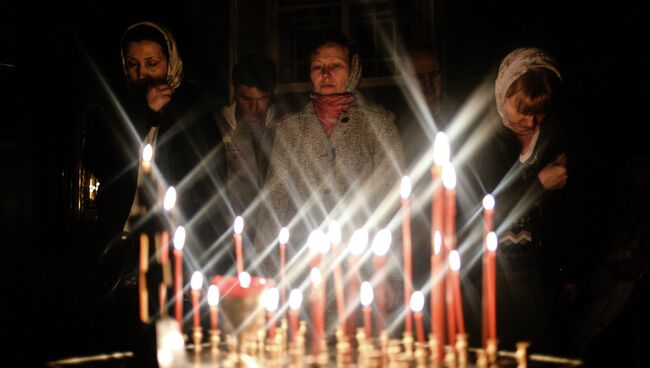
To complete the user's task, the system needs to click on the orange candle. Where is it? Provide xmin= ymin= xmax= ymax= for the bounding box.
xmin=481 ymin=195 xmax=495 ymax=345
xmin=360 ymin=281 xmax=374 ymax=338
xmin=410 ymin=291 xmax=426 ymax=343
xmin=233 ymin=216 xmax=244 ymax=274
xmin=432 ymin=231 xmax=445 ymax=360
xmin=207 ymin=284 xmax=219 ymax=331
xmin=431 ymin=132 xmax=448 ymax=346
xmin=449 ymin=250 xmax=465 ymax=334
xmin=139 ymin=233 xmax=149 ymax=323
xmin=310 ymin=268 xmax=324 ymax=353
xmin=264 ymin=287 xmax=279 ymax=339
xmin=486 ymin=232 xmax=498 ymax=342
xmin=173 ymin=226 xmax=185 ymax=332
xmin=159 ymin=231 xmax=170 ymax=315
xmin=328 ymin=221 xmax=346 ymax=336
xmin=371 ymin=228 xmax=391 ymax=331
xmin=288 ymin=289 xmax=302 ymax=343
xmin=442 ymin=163 xmax=458 ymax=344
xmin=190 ymin=271 xmax=203 ymax=330
xmin=346 ymin=229 xmax=368 ymax=336
xmin=400 ymin=176 xmax=413 ymax=333
xmin=278 ymin=227 xmax=290 ymax=308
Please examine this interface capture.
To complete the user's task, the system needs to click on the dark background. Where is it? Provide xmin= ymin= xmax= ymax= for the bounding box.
xmin=2 ymin=0 xmax=648 ymax=366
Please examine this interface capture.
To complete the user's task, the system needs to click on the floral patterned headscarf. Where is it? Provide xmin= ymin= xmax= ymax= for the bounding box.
xmin=495 ymin=47 xmax=561 ymax=123
xmin=120 ymin=21 xmax=184 ymax=89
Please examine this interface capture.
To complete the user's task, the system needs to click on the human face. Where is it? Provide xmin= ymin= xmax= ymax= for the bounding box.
xmin=124 ymin=40 xmax=168 ymax=86
xmin=236 ymin=85 xmax=272 ymax=124
xmin=410 ymin=52 xmax=441 ymax=112
xmin=503 ymin=92 xmax=547 ymax=136
xmin=310 ymin=45 xmax=350 ymax=95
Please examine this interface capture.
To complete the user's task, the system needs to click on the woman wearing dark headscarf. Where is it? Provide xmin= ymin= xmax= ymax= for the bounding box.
xmin=254 ymin=34 xmax=405 ymax=277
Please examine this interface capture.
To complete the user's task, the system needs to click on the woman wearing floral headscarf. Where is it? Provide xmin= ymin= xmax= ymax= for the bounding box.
xmin=254 ymin=33 xmax=405 ymax=277
xmin=469 ymin=47 xmax=571 ymax=352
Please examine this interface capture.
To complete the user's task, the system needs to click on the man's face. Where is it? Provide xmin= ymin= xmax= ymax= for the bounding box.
xmin=235 ymin=85 xmax=272 ymax=124
xmin=410 ymin=52 xmax=441 ymax=114
xmin=125 ymin=40 xmax=168 ymax=88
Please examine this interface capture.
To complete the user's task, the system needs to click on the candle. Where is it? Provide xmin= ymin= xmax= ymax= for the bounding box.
xmin=442 ymin=163 xmax=458 ymax=344
xmin=288 ymin=289 xmax=302 ymax=343
xmin=159 ymin=231 xmax=171 ymax=316
xmin=207 ymin=284 xmax=220 ymax=331
xmin=486 ymin=232 xmax=498 ymax=343
xmin=346 ymin=228 xmax=368 ymax=335
xmin=481 ymin=195 xmax=495 ymax=345
xmin=142 ymin=143 xmax=153 ymax=173
xmin=233 ymin=216 xmax=244 ymax=274
xmin=278 ymin=227 xmax=290 ymax=309
xmin=328 ymin=221 xmax=346 ymax=336
xmin=264 ymin=287 xmax=280 ymax=339
xmin=238 ymin=271 xmax=251 ymax=288
xmin=431 ymin=132 xmax=448 ymax=351
xmin=360 ymin=281 xmax=374 ymax=338
xmin=400 ymin=176 xmax=413 ymax=334
xmin=410 ymin=291 xmax=425 ymax=343
xmin=371 ymin=228 xmax=391 ymax=330
xmin=190 ymin=271 xmax=203 ymax=330
xmin=310 ymin=268 xmax=324 ymax=353
xmin=307 ymin=229 xmax=328 ymax=269
xmin=432 ymin=230 xmax=445 ymax=361
xmin=449 ymin=250 xmax=465 ymax=335
xmin=173 ymin=226 xmax=185 ymax=332
xmin=139 ymin=233 xmax=149 ymax=323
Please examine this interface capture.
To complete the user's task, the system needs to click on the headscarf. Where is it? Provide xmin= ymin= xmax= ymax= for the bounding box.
xmin=120 ymin=21 xmax=184 ymax=89
xmin=495 ymin=47 xmax=561 ymax=124
xmin=311 ymin=49 xmax=362 ymax=136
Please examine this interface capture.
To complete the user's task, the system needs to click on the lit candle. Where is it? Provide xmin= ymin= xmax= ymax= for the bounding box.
xmin=432 ymin=230 xmax=445 ymax=361
xmin=310 ymin=267 xmax=324 ymax=353
xmin=190 ymin=271 xmax=203 ymax=330
xmin=139 ymin=233 xmax=149 ymax=323
xmin=278 ymin=227 xmax=290 ymax=309
xmin=207 ymin=284 xmax=219 ymax=331
xmin=442 ymin=162 xmax=458 ymax=344
xmin=288 ymin=289 xmax=302 ymax=343
xmin=486 ymin=232 xmax=498 ymax=343
xmin=431 ymin=133 xmax=448 ymax=350
xmin=307 ymin=229 xmax=327 ymax=269
xmin=400 ymin=176 xmax=413 ymax=334
xmin=449 ymin=250 xmax=465 ymax=335
xmin=264 ymin=287 xmax=280 ymax=339
xmin=233 ymin=216 xmax=244 ymax=274
xmin=346 ymin=228 xmax=368 ymax=335
xmin=142 ymin=143 xmax=153 ymax=173
xmin=238 ymin=271 xmax=251 ymax=289
xmin=481 ymin=195 xmax=495 ymax=345
xmin=163 ymin=186 xmax=176 ymax=212
xmin=360 ymin=281 xmax=374 ymax=338
xmin=371 ymin=228 xmax=391 ymax=330
xmin=410 ymin=291 xmax=425 ymax=343
xmin=173 ymin=226 xmax=185 ymax=332
xmin=328 ymin=221 xmax=346 ymax=336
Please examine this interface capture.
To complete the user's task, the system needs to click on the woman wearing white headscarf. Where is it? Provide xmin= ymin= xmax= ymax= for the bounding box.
xmin=254 ymin=33 xmax=405 ymax=277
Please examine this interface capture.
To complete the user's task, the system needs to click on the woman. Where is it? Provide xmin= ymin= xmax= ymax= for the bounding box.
xmin=470 ymin=47 xmax=570 ymax=352
xmin=254 ymin=34 xmax=404 ymax=278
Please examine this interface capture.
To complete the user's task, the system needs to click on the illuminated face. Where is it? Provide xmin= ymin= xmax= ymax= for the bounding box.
xmin=124 ymin=40 xmax=168 ymax=86
xmin=410 ymin=52 xmax=441 ymax=113
xmin=310 ymin=45 xmax=350 ymax=95
xmin=503 ymin=92 xmax=546 ymax=136
xmin=235 ymin=85 xmax=272 ymax=124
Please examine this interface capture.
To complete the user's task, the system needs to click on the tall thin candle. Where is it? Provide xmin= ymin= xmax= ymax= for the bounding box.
xmin=265 ymin=287 xmax=279 ymax=339
xmin=360 ymin=281 xmax=374 ymax=338
xmin=371 ymin=228 xmax=391 ymax=331
xmin=481 ymin=195 xmax=495 ymax=345
xmin=400 ymin=176 xmax=413 ymax=334
xmin=233 ymin=216 xmax=244 ymax=274
xmin=139 ymin=233 xmax=149 ymax=323
xmin=207 ymin=284 xmax=219 ymax=331
xmin=310 ymin=268 xmax=324 ymax=353
xmin=278 ymin=227 xmax=290 ymax=308
xmin=288 ymin=289 xmax=302 ymax=344
xmin=449 ymin=250 xmax=465 ymax=334
xmin=346 ymin=229 xmax=368 ymax=336
xmin=328 ymin=221 xmax=346 ymax=336
xmin=410 ymin=291 xmax=426 ymax=343
xmin=173 ymin=226 xmax=185 ymax=332
xmin=486 ymin=232 xmax=498 ymax=343
xmin=190 ymin=271 xmax=203 ymax=330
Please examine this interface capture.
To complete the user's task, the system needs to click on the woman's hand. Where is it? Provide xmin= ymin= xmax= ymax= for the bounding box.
xmin=146 ymin=83 xmax=174 ymax=112
xmin=538 ymin=153 xmax=568 ymax=190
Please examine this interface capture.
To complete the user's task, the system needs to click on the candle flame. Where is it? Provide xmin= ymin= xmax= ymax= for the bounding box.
xmin=308 ymin=229 xmax=330 ymax=254
xmin=163 ymin=186 xmax=176 ymax=211
xmin=259 ymin=278 xmax=267 ymax=285
xmin=238 ymin=271 xmax=251 ymax=288
xmin=173 ymin=226 xmax=185 ymax=250
xmin=482 ymin=194 xmax=495 ymax=210
xmin=410 ymin=291 xmax=425 ymax=313
xmin=400 ymin=176 xmax=412 ymax=199
xmin=449 ymin=250 xmax=461 ymax=271
xmin=234 ymin=216 xmax=244 ymax=234
xmin=348 ymin=228 xmax=369 ymax=256
xmin=264 ymin=287 xmax=280 ymax=312
xmin=433 ymin=132 xmax=450 ymax=166
xmin=487 ymin=232 xmax=498 ymax=252
xmin=289 ymin=289 xmax=303 ymax=310
xmin=327 ymin=220 xmax=342 ymax=245
xmin=441 ymin=162 xmax=456 ymax=189
xmin=207 ymin=285 xmax=219 ymax=307
xmin=360 ymin=281 xmax=374 ymax=306
xmin=190 ymin=271 xmax=203 ymax=290
xmin=371 ymin=228 xmax=392 ymax=256
xmin=434 ymin=231 xmax=442 ymax=255
xmin=279 ymin=227 xmax=290 ymax=245
xmin=143 ymin=144 xmax=153 ymax=162
xmin=310 ymin=267 xmax=322 ymax=285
